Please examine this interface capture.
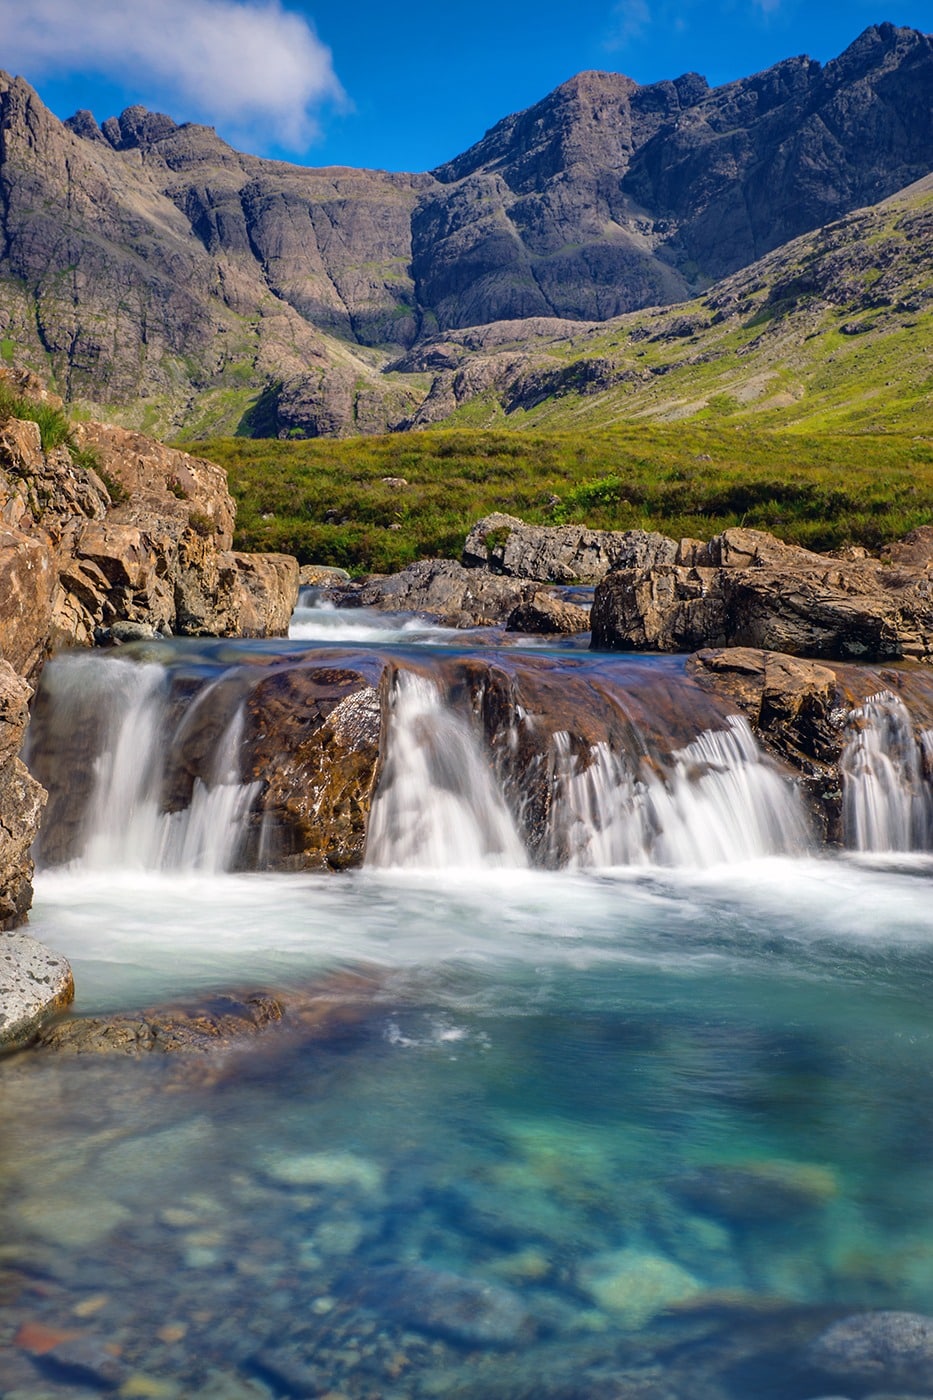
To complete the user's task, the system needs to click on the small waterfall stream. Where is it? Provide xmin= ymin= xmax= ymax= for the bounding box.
xmin=48 ymin=656 xmax=260 ymax=874
xmin=841 ymin=690 xmax=933 ymax=852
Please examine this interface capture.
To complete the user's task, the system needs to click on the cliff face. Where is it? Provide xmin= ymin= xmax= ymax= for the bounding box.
xmin=0 ymin=23 xmax=931 ymax=436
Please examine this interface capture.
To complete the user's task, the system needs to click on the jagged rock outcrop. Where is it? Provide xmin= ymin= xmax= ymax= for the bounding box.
xmin=592 ymin=527 xmax=933 ymax=663
xmin=464 ymin=513 xmax=678 ymax=583
xmin=0 ymin=661 xmax=46 ymax=929
xmin=1 ymin=24 xmax=931 ymax=436
xmin=0 ymin=405 xmax=299 ymax=681
xmin=0 ymin=388 xmax=299 ymax=971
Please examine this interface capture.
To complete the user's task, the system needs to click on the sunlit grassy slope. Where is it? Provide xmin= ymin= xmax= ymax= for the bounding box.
xmin=196 ymin=426 xmax=933 ymax=574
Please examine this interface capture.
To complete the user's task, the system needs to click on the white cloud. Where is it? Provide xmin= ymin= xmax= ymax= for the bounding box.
xmin=0 ymin=0 xmax=344 ymax=149
xmin=605 ymin=0 xmax=653 ymax=51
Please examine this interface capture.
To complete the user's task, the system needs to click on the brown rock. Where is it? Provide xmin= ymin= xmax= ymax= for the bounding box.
xmin=506 ymin=591 xmax=591 ymax=634
xmin=592 ymin=527 xmax=933 ymax=664
xmin=687 ymin=646 xmax=933 ymax=839
xmin=0 ymin=660 xmax=46 ymax=927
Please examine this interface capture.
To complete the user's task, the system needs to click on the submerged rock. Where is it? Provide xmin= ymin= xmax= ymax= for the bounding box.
xmin=807 ymin=1311 xmax=933 ymax=1391
xmin=579 ymin=1247 xmax=702 ymax=1328
xmin=355 ymin=1264 xmax=538 ymax=1347
xmin=672 ymin=1159 xmax=838 ymax=1225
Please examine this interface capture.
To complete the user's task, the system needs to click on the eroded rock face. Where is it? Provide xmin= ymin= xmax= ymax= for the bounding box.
xmin=0 ymin=406 xmax=299 ymax=680
xmin=0 ymin=660 xmax=46 ymax=929
xmin=592 ymin=527 xmax=933 ymax=664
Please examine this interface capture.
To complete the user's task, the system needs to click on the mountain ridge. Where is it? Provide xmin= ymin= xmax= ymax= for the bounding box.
xmin=0 ymin=21 xmax=930 ymax=437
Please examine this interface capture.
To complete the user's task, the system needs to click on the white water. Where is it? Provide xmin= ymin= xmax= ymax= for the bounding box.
xmin=365 ymin=672 xmax=528 ymax=869
xmin=841 ymin=690 xmax=933 ymax=852
xmin=550 ymin=715 xmax=810 ymax=868
xmin=80 ymin=659 xmax=259 ymax=873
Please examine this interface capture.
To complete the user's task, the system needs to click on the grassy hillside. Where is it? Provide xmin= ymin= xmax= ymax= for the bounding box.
xmin=195 ymin=425 xmax=933 ymax=574
xmin=403 ymin=176 xmax=933 ymax=437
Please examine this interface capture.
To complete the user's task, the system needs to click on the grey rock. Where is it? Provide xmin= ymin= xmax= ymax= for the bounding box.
xmin=464 ymin=513 xmax=678 ymax=584
xmin=0 ymin=933 xmax=73 ymax=1051
xmin=358 ymin=1264 xmax=537 ymax=1347
xmin=807 ymin=1312 xmax=933 ymax=1391
xmin=358 ymin=557 xmax=533 ymax=624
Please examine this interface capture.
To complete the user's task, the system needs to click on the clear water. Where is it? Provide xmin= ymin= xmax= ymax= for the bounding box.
xmin=5 ymin=603 xmax=933 ymax=1399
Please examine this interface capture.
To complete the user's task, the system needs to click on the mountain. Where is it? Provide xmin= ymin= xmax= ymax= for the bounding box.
xmin=0 ymin=22 xmax=930 ymax=437
xmin=396 ymin=172 xmax=933 ymax=435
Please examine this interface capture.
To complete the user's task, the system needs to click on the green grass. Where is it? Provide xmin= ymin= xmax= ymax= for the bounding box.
xmin=0 ymin=381 xmax=102 ymax=475
xmin=191 ymin=425 xmax=933 ymax=574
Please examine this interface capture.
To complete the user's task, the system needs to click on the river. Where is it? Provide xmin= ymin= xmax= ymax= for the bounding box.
xmin=3 ymin=596 xmax=933 ymax=1398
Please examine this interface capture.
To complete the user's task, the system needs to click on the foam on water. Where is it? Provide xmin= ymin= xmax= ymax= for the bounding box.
xmin=841 ymin=689 xmax=933 ymax=852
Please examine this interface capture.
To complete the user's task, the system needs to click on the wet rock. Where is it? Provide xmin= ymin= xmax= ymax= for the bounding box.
xmin=261 ymin=1150 xmax=384 ymax=1194
xmin=672 ymin=1160 xmax=838 ymax=1224
xmin=0 ymin=932 xmax=73 ymax=1050
xmin=33 ymin=992 xmax=285 ymax=1056
xmin=16 ymin=1193 xmax=133 ymax=1247
xmin=506 ymin=590 xmax=591 ymax=635
xmin=0 ymin=660 xmax=46 ymax=930
xmin=358 ymin=556 xmax=532 ymax=624
xmin=807 ymin=1311 xmax=933 ymax=1391
xmin=687 ymin=647 xmax=933 ymax=841
xmin=592 ymin=527 xmax=933 ymax=663
xmin=250 ymin=1346 xmax=323 ymax=1396
xmin=33 ymin=1333 xmax=129 ymax=1389
xmin=356 ymin=1264 xmax=537 ymax=1347
xmin=464 ymin=513 xmax=678 ymax=584
xmin=579 ymin=1248 xmax=702 ymax=1328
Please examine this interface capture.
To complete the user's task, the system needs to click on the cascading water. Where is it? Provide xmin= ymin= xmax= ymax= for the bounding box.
xmin=365 ymin=672 xmax=528 ymax=869
xmin=50 ymin=655 xmax=260 ymax=873
xmin=548 ymin=714 xmax=810 ymax=868
xmin=841 ymin=690 xmax=933 ymax=852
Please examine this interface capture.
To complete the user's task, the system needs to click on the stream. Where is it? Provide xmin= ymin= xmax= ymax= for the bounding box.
xmin=3 ymin=595 xmax=933 ymax=1399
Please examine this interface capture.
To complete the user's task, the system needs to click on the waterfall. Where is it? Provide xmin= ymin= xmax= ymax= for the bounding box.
xmin=550 ymin=715 xmax=810 ymax=868
xmin=841 ymin=691 xmax=933 ymax=852
xmin=365 ymin=672 xmax=528 ymax=869
xmin=59 ymin=657 xmax=259 ymax=874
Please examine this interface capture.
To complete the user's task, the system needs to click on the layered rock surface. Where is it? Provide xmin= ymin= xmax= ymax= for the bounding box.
xmin=592 ymin=526 xmax=933 ymax=663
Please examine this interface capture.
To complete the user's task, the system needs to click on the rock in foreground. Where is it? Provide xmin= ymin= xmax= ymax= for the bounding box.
xmin=0 ymin=932 xmax=73 ymax=1050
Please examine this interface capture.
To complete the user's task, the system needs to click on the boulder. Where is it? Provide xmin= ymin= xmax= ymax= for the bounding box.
xmin=505 ymin=590 xmax=591 ymax=635
xmin=592 ymin=527 xmax=933 ymax=663
xmin=464 ymin=512 xmax=678 ymax=584
xmin=0 ymin=932 xmax=73 ymax=1049
xmin=359 ymin=557 xmax=534 ymax=625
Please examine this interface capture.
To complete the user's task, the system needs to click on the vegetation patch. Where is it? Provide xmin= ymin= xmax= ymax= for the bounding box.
xmin=191 ymin=425 xmax=933 ymax=574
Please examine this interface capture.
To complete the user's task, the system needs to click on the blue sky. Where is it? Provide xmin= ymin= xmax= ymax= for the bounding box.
xmin=2 ymin=1 xmax=930 ymax=172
